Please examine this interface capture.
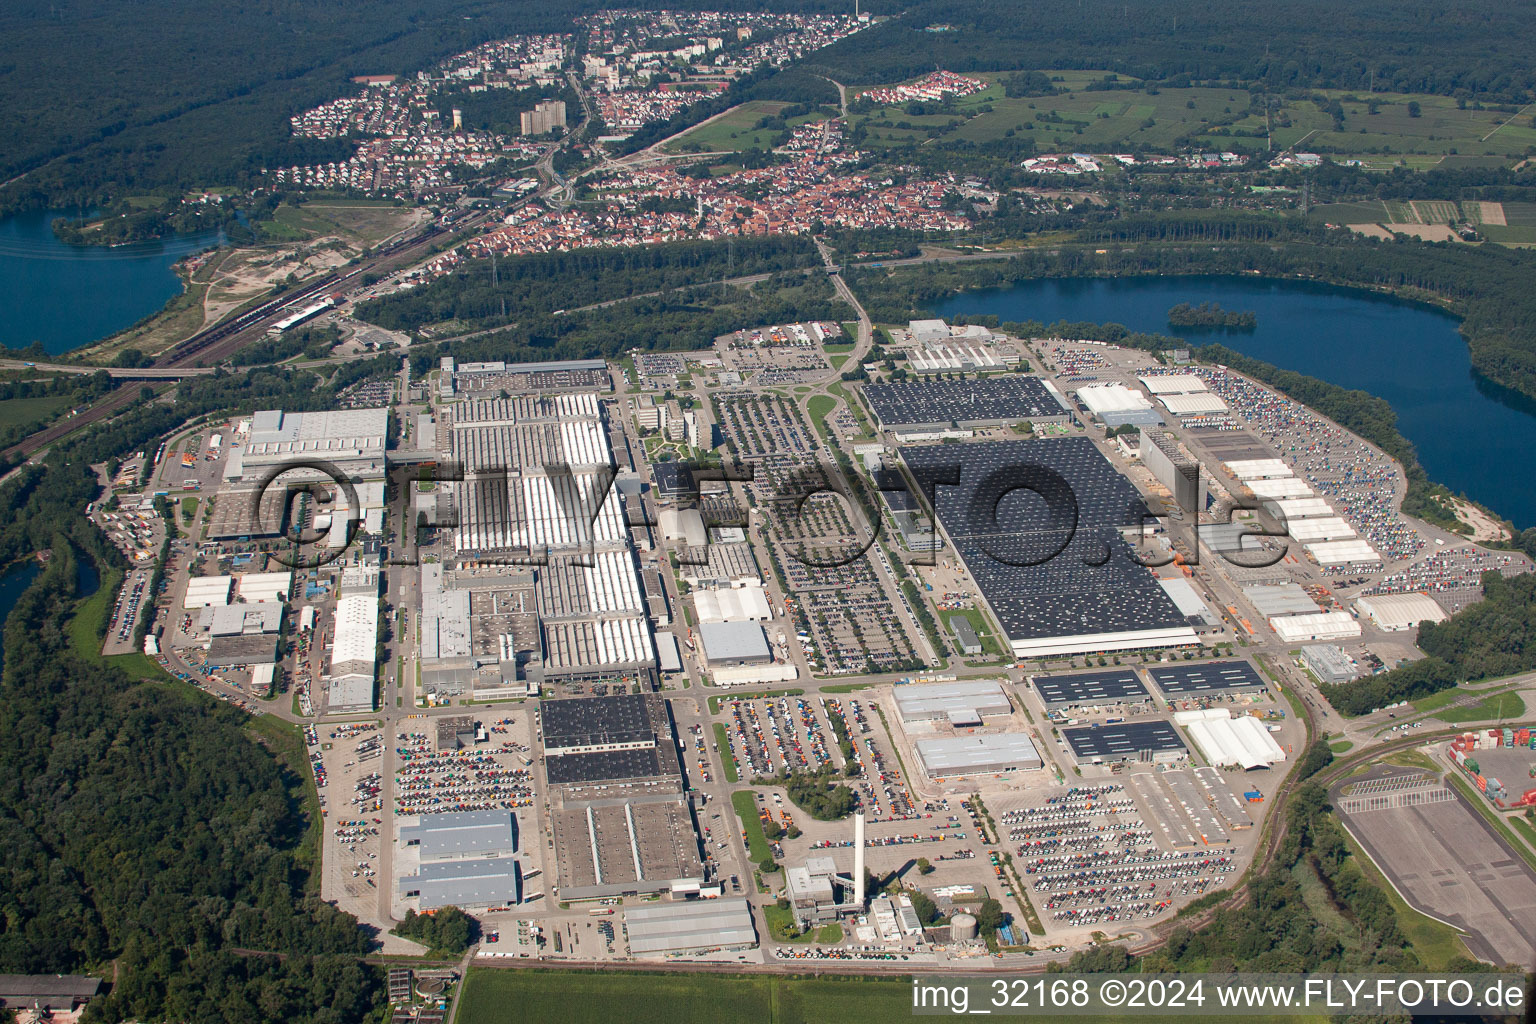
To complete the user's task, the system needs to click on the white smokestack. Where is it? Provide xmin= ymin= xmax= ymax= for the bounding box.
xmin=854 ymin=809 xmax=866 ymax=907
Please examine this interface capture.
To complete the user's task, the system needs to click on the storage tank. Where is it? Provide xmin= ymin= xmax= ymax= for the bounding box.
xmin=951 ymin=913 xmax=979 ymax=941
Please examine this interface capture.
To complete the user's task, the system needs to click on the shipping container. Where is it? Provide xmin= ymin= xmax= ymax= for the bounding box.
xmin=1466 ymin=758 xmax=1479 ymax=774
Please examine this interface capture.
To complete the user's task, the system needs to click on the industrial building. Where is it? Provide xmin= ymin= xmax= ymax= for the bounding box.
xmin=328 ymin=593 xmax=378 ymax=712
xmin=1158 ymin=577 xmax=1222 ymax=629
xmin=1030 ymin=669 xmax=1150 ymax=712
xmin=1074 ymin=383 xmax=1161 ymax=427
xmin=541 ymin=694 xmax=705 ymax=900
xmin=1176 ymin=709 xmax=1286 ymax=769
xmin=440 ymin=356 xmax=609 ymax=397
xmin=786 ymin=856 xmax=848 ymax=925
xmin=1063 ymin=721 xmax=1187 ymax=765
xmin=692 ymin=585 xmax=772 ymax=623
xmin=398 ymin=856 xmax=521 ymax=911
xmin=400 ymin=810 xmax=518 ymax=861
xmin=1147 ymin=661 xmax=1267 ymax=697
xmin=950 ymin=615 xmax=982 ymax=655
xmin=915 ymin=734 xmax=1044 ymax=778
xmin=213 ymin=407 xmax=389 ymax=539
xmin=677 ymin=542 xmax=760 ymax=588
xmin=623 ymin=899 xmax=757 ymax=956
xmin=1307 ymin=539 xmax=1380 ymax=565
xmin=698 ymin=621 xmax=772 ymax=666
xmin=901 ymin=439 xmax=1198 ymax=658
xmin=1301 ymin=644 xmax=1362 ymax=684
xmin=1140 ymin=430 xmax=1206 ymax=513
xmin=1270 ymin=611 xmax=1362 ymax=643
xmin=893 ymin=679 xmax=1012 ymax=724
xmin=1242 ymin=583 xmax=1319 ymax=618
xmin=1355 ymin=592 xmax=1448 ymax=632
xmin=861 ymin=376 xmax=1070 ymax=434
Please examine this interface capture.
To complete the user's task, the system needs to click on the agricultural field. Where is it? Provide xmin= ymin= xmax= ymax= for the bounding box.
xmin=457 ymin=969 xmax=1329 ymax=1024
xmin=664 ymin=100 xmax=830 ymax=154
xmin=1196 ymin=91 xmax=1536 ymax=159
xmin=264 ymin=200 xmax=422 ymax=247
xmin=845 ymin=71 xmax=1536 ymax=162
xmin=459 ymin=970 xmax=913 ymax=1024
xmin=1312 ymin=199 xmax=1536 ymax=246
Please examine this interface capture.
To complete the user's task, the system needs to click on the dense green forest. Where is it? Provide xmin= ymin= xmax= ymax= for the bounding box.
xmin=1323 ymin=571 xmax=1536 ymax=715
xmin=1168 ymin=302 xmax=1257 ymax=330
xmin=0 ymin=0 xmax=588 ymax=213
xmin=394 ymin=907 xmax=475 ymax=955
xmin=0 ymin=547 xmax=382 ymax=1021
xmin=354 ymin=236 xmax=821 ymax=333
xmin=808 ymin=0 xmax=1536 ymax=101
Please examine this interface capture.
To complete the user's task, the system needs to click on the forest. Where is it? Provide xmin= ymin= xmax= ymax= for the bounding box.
xmin=806 ymin=0 xmax=1536 ymax=101
xmin=0 ymin=547 xmax=383 ymax=1021
xmin=1167 ymin=302 xmax=1257 ymax=330
xmin=1323 ymin=570 xmax=1536 ymax=715
xmin=354 ymin=235 xmax=821 ymax=334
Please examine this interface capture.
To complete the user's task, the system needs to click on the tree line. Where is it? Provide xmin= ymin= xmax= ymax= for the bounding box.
xmin=1323 ymin=570 xmax=1536 ymax=714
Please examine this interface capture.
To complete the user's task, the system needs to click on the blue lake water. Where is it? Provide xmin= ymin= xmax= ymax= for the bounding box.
xmin=931 ymin=274 xmax=1536 ymax=528
xmin=0 ymin=560 xmax=41 ymax=672
xmin=0 ymin=210 xmax=222 ymax=355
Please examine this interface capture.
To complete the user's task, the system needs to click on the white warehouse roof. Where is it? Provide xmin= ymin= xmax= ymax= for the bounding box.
xmin=1266 ymin=497 xmax=1334 ymax=520
xmin=1284 ymin=517 xmax=1357 ymax=543
xmin=183 ymin=575 xmax=234 ymax=609
xmin=1158 ymin=392 xmax=1228 ymax=416
xmin=234 ymin=571 xmax=292 ymax=604
xmin=331 ymin=594 xmax=379 ymax=671
xmin=894 ymin=679 xmax=1012 ymax=722
xmin=1246 ymin=477 xmax=1314 ymax=499
xmin=1077 ymin=383 xmax=1154 ymax=415
xmin=693 ymin=585 xmax=772 ymax=623
xmin=1138 ymin=373 xmax=1209 ymax=395
xmin=1179 ymin=710 xmax=1285 ymax=770
xmin=1308 ymin=539 xmax=1380 ymax=565
xmin=1225 ymin=458 xmax=1292 ymax=480
xmin=1355 ymin=592 xmax=1448 ymax=632
xmin=1271 ymin=611 xmax=1362 ymax=643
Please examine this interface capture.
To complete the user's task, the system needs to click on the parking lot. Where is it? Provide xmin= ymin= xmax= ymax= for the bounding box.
xmin=990 ymin=773 xmax=1252 ymax=937
xmin=313 ymin=722 xmax=387 ymax=923
xmin=718 ymin=694 xmax=919 ymax=822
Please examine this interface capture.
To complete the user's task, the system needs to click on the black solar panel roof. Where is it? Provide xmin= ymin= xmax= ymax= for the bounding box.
xmin=1063 ymin=720 xmax=1187 ymax=759
xmin=900 ymin=438 xmax=1187 ymax=644
xmin=1147 ymin=661 xmax=1267 ymax=695
xmin=1032 ymin=669 xmax=1149 ymax=707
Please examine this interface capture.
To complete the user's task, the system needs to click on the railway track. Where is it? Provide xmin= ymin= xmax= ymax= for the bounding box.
xmin=3 ymin=209 xmax=493 ymax=461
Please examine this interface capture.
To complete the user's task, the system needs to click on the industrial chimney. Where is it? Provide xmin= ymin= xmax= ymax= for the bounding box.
xmin=853 ymin=809 xmax=867 ymax=908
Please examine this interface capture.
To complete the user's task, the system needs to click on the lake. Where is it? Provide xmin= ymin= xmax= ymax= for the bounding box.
xmin=0 ymin=560 xmax=40 ymax=672
xmin=932 ymin=274 xmax=1536 ymax=528
xmin=0 ymin=209 xmax=222 ymax=355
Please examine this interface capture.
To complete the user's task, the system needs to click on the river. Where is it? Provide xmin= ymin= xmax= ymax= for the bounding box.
xmin=0 ymin=209 xmax=222 ymax=355
xmin=931 ymin=274 xmax=1536 ymax=529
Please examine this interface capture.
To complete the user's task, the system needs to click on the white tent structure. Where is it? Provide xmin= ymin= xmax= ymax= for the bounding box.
xmin=1176 ymin=709 xmax=1286 ymax=769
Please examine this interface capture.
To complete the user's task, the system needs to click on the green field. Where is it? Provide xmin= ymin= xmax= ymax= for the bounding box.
xmin=458 ymin=969 xmax=1332 ymax=1024
xmin=266 ymin=200 xmax=417 ymax=247
xmin=663 ymin=100 xmax=829 ymax=154
xmin=0 ymin=393 xmax=73 ymax=429
xmin=1434 ymin=691 xmax=1525 ymax=723
xmin=714 ymin=722 xmax=739 ymax=783
xmin=806 ymin=394 xmax=837 ymax=423
xmin=845 ymin=73 xmax=1536 ymax=161
xmin=731 ymin=789 xmax=772 ymax=861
